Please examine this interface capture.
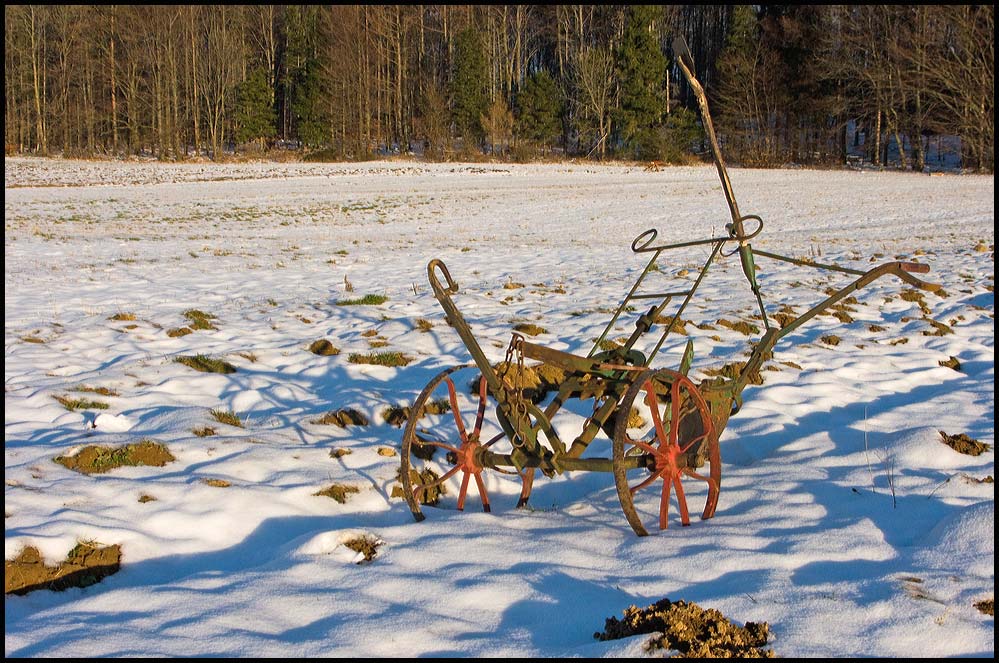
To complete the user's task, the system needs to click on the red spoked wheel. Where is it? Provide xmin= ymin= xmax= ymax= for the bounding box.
xmin=612 ymin=368 xmax=720 ymax=536
xmin=400 ymin=365 xmax=533 ymax=522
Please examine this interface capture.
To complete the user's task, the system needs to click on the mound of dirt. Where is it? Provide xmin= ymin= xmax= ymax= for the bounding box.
xmin=939 ymin=431 xmax=990 ymax=456
xmin=595 ymin=597 xmax=775 ymax=658
xmin=53 ymin=440 xmax=175 ymax=474
xmin=5 ymin=542 xmax=121 ymax=595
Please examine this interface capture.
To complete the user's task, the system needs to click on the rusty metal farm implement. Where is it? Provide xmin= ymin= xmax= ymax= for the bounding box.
xmin=399 ymin=38 xmax=940 ymax=535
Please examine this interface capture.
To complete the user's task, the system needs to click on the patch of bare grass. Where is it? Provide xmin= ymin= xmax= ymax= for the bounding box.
xmin=53 ymin=395 xmax=109 ymax=411
xmin=53 ymin=440 xmax=175 ymax=475
xmin=348 ymin=351 xmax=411 ymax=367
xmin=183 ymin=309 xmax=218 ymax=330
xmin=336 ymin=294 xmax=388 ymax=306
xmin=175 ymin=354 xmax=236 ymax=374
xmin=209 ymin=408 xmax=243 ymax=428
xmin=72 ymin=385 xmax=119 ymax=397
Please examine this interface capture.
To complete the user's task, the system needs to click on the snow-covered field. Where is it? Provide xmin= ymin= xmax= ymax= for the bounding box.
xmin=4 ymin=157 xmax=994 ymax=657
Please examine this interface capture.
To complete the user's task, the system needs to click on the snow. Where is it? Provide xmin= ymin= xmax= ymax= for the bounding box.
xmin=4 ymin=156 xmax=994 ymax=657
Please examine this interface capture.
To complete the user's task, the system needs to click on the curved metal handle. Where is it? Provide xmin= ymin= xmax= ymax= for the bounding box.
xmin=631 ymin=229 xmax=659 ymax=253
xmin=727 ymin=215 xmax=764 ymax=243
xmin=427 ymin=259 xmax=458 ymax=295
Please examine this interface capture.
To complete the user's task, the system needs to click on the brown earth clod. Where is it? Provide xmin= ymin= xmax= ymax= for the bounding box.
xmin=938 ymin=431 xmax=990 ymax=456
xmin=5 ymin=542 xmax=122 ymax=595
xmin=594 ymin=597 xmax=775 ymax=658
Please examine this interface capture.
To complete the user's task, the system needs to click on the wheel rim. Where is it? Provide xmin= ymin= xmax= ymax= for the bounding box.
xmin=612 ymin=369 xmax=720 ymax=536
xmin=400 ymin=365 xmax=533 ymax=521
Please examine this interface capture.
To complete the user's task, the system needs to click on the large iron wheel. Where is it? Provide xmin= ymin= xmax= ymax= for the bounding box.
xmin=400 ymin=365 xmax=533 ymax=522
xmin=612 ymin=368 xmax=720 ymax=536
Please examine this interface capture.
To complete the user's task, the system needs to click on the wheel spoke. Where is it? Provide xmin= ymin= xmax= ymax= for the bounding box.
xmin=473 ymin=472 xmax=491 ymax=513
xmin=472 ymin=376 xmax=488 ymax=437
xmin=630 ymin=466 xmax=667 ymax=494
xmin=625 ymin=436 xmax=660 ymax=458
xmin=644 ymin=381 xmax=669 ymax=448
xmin=659 ymin=475 xmax=672 ymax=530
xmin=678 ymin=431 xmax=710 ymax=455
xmin=669 ymin=380 xmax=682 ymax=448
xmin=412 ymin=435 xmax=461 ymax=456
xmin=456 ymin=471 xmax=471 ymax=511
xmin=445 ymin=377 xmax=469 ymax=442
xmin=482 ymin=431 xmax=506 ymax=448
xmin=413 ymin=464 xmax=462 ymax=498
xmin=673 ymin=474 xmax=691 ymax=526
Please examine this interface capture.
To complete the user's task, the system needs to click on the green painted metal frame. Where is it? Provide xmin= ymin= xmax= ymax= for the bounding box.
xmin=407 ymin=36 xmax=941 ymax=530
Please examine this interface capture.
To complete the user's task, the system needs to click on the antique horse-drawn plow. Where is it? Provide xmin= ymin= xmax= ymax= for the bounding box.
xmin=399 ymin=38 xmax=940 ymax=535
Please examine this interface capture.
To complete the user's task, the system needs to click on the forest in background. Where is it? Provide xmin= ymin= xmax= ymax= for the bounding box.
xmin=4 ymin=5 xmax=993 ymax=171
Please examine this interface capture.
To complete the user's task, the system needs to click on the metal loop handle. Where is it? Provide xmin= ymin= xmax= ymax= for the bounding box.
xmin=631 ymin=229 xmax=659 ymax=253
xmin=727 ymin=215 xmax=764 ymax=242
xmin=427 ymin=259 xmax=458 ymax=295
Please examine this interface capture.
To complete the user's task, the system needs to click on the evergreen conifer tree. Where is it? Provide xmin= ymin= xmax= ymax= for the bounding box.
xmin=516 ymin=70 xmax=563 ymax=152
xmin=235 ymin=67 xmax=277 ymax=148
xmin=614 ymin=5 xmax=668 ymax=159
xmin=451 ymin=28 xmax=488 ymax=147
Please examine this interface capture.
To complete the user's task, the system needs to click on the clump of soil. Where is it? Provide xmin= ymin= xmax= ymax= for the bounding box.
xmin=376 ymin=447 xmax=397 ymax=457
xmin=868 ymin=324 xmax=887 ymax=333
xmin=627 ymin=407 xmax=646 ymax=429
xmin=314 ymin=483 xmax=360 ymax=504
xmin=193 ymin=426 xmax=217 ymax=437
xmin=820 ymin=335 xmax=841 ymax=346
xmin=138 ymin=494 xmax=157 ymax=503
xmin=827 ymin=307 xmax=855 ymax=324
xmin=201 ymin=478 xmax=231 ymax=487
xmin=54 ymin=440 xmax=175 ymax=474
xmin=382 ymin=405 xmax=411 ymax=427
xmin=939 ymin=356 xmax=962 ymax=371
xmin=717 ymin=319 xmax=760 ymax=336
xmin=962 ymin=474 xmax=993 ymax=485
xmin=594 ymin=597 xmax=775 ymax=658
xmin=702 ymin=361 xmax=764 ymax=386
xmin=308 ymin=339 xmax=341 ymax=356
xmin=938 ymin=431 xmax=990 ymax=456
xmin=974 ymin=599 xmax=993 ymax=616
xmin=329 ymin=447 xmax=352 ymax=459
xmin=900 ymin=289 xmax=931 ymax=314
xmin=312 ymin=408 xmax=369 ymax=427
xmin=922 ymin=318 xmax=953 ymax=336
xmin=5 ymin=542 xmax=122 ymax=595
xmin=167 ymin=327 xmax=193 ymax=338
xmin=653 ymin=315 xmax=688 ymax=335
xmin=391 ymin=468 xmax=444 ymax=505
xmin=343 ymin=535 xmax=382 ymax=563
xmin=512 ymin=322 xmax=548 ymax=336
xmin=772 ymin=312 xmax=796 ymax=329
xmin=108 ymin=312 xmax=137 ymax=321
